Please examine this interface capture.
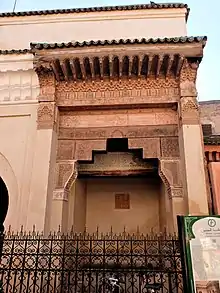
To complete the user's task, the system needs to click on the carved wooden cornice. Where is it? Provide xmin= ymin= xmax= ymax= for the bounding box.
xmin=32 ymin=38 xmax=205 ymax=82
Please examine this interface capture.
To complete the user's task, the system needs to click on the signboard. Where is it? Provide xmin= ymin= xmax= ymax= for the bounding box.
xmin=178 ymin=216 xmax=220 ymax=293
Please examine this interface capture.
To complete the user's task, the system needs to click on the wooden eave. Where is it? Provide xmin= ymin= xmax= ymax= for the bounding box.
xmin=32 ymin=37 xmax=206 ymax=81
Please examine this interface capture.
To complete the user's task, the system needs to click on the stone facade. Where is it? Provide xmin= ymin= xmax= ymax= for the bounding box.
xmin=0 ymin=3 xmax=217 ymax=234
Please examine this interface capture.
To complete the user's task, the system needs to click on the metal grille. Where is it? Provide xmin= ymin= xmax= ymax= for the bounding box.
xmin=0 ymin=230 xmax=183 ymax=293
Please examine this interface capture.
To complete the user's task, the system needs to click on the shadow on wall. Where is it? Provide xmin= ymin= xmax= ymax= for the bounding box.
xmin=0 ymin=177 xmax=9 ymax=229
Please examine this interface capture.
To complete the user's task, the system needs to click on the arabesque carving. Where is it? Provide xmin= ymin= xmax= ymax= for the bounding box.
xmin=56 ymin=78 xmax=179 ymax=107
xmin=74 ymin=140 xmax=106 ymax=161
xmin=37 ymin=102 xmax=58 ymax=130
xmin=180 ymin=96 xmax=200 ymax=125
xmin=57 ymin=140 xmax=75 ymax=160
xmin=37 ymin=71 xmax=56 ymax=102
xmin=180 ymin=80 xmax=197 ymax=97
xmin=128 ymin=138 xmax=160 ymax=159
xmin=59 ymin=125 xmax=178 ymax=140
xmin=53 ymin=160 xmax=78 ymax=201
xmin=59 ymin=108 xmax=177 ymax=129
xmin=180 ymin=59 xmax=199 ymax=83
xmin=160 ymin=137 xmax=180 ymax=158
xmin=79 ymin=152 xmax=155 ymax=173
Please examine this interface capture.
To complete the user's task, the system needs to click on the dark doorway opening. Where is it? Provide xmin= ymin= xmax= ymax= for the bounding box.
xmin=0 ymin=177 xmax=9 ymax=225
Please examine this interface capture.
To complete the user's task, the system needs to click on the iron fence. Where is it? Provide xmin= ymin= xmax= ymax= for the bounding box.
xmin=0 ymin=228 xmax=183 ymax=293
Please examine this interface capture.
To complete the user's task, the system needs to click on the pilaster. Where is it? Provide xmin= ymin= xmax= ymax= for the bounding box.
xmin=178 ymin=59 xmax=208 ymax=215
xmin=28 ymin=71 xmax=58 ymax=233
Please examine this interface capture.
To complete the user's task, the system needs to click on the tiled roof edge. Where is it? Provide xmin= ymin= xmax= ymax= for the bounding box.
xmin=0 ymin=49 xmax=31 ymax=55
xmin=0 ymin=3 xmax=189 ymax=18
xmin=204 ymin=136 xmax=220 ymax=146
xmin=30 ymin=36 xmax=207 ymax=50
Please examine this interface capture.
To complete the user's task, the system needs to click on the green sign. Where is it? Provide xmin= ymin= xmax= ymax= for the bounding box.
xmin=178 ymin=216 xmax=220 ymax=293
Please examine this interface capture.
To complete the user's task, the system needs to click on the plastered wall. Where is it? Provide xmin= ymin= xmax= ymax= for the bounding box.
xmin=85 ymin=177 xmax=160 ymax=233
xmin=0 ymin=8 xmax=187 ymax=50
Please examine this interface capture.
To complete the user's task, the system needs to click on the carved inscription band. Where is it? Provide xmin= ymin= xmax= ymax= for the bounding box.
xmin=59 ymin=125 xmax=178 ymax=140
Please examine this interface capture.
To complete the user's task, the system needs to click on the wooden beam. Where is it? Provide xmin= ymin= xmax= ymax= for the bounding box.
xmin=176 ymin=55 xmax=184 ymax=77
xmin=60 ymin=59 xmax=69 ymax=81
xmin=146 ymin=55 xmax=153 ymax=78
xmin=156 ymin=54 xmax=163 ymax=78
xmin=100 ymin=57 xmax=104 ymax=78
xmin=138 ymin=55 xmax=143 ymax=77
xmin=89 ymin=58 xmax=95 ymax=79
xmin=79 ymin=58 xmax=86 ymax=80
xmin=119 ymin=56 xmax=123 ymax=78
xmin=51 ymin=60 xmax=60 ymax=81
xmin=165 ymin=55 xmax=174 ymax=78
xmin=109 ymin=55 xmax=113 ymax=77
xmin=129 ymin=57 xmax=133 ymax=77
xmin=69 ymin=59 xmax=77 ymax=80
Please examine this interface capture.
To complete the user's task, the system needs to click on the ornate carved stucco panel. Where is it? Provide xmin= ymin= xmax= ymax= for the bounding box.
xmin=159 ymin=159 xmax=183 ymax=199
xmin=59 ymin=125 xmax=178 ymax=140
xmin=179 ymin=59 xmax=200 ymax=125
xmin=37 ymin=102 xmax=59 ymax=130
xmin=38 ymin=71 xmax=56 ymax=102
xmin=53 ymin=160 xmax=78 ymax=201
xmin=79 ymin=152 xmax=155 ymax=173
xmin=160 ymin=137 xmax=180 ymax=158
xmin=56 ymin=78 xmax=179 ymax=107
xmin=74 ymin=140 xmax=106 ymax=161
xmin=59 ymin=108 xmax=178 ymax=128
xmin=128 ymin=138 xmax=160 ymax=159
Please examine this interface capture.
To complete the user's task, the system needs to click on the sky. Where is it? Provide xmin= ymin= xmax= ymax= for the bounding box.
xmin=0 ymin=0 xmax=219 ymax=102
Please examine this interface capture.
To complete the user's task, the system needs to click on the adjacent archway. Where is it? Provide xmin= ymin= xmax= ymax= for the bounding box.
xmin=0 ymin=177 xmax=9 ymax=226
xmin=0 ymin=152 xmax=19 ymax=230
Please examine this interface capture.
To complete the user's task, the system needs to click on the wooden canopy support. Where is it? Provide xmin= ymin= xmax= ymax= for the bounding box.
xmin=37 ymin=53 xmax=186 ymax=81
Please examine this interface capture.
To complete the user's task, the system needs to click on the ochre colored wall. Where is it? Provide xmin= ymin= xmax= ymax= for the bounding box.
xmin=85 ymin=177 xmax=160 ymax=233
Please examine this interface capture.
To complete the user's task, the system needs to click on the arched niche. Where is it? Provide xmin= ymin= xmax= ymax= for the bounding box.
xmin=0 ymin=152 xmax=19 ymax=230
xmin=0 ymin=177 xmax=9 ymax=226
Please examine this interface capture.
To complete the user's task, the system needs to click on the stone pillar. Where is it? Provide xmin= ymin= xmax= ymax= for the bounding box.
xmin=51 ymin=161 xmax=78 ymax=232
xmin=178 ymin=60 xmax=209 ymax=215
xmin=159 ymin=159 xmax=185 ymax=232
xmin=28 ymin=71 xmax=58 ymax=233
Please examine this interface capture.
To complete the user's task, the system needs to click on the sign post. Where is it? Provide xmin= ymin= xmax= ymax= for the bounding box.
xmin=178 ymin=216 xmax=220 ymax=293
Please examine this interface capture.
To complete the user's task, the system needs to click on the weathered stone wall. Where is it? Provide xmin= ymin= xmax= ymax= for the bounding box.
xmin=199 ymin=101 xmax=220 ymax=134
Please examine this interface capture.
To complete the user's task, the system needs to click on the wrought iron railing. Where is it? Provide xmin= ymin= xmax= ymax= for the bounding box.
xmin=0 ymin=228 xmax=183 ymax=293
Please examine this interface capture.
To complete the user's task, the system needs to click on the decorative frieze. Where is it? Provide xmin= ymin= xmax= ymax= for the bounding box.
xmin=59 ymin=108 xmax=178 ymax=129
xmin=59 ymin=125 xmax=178 ymax=140
xmin=56 ymin=78 xmax=179 ymax=107
xmin=79 ymin=152 xmax=155 ymax=174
